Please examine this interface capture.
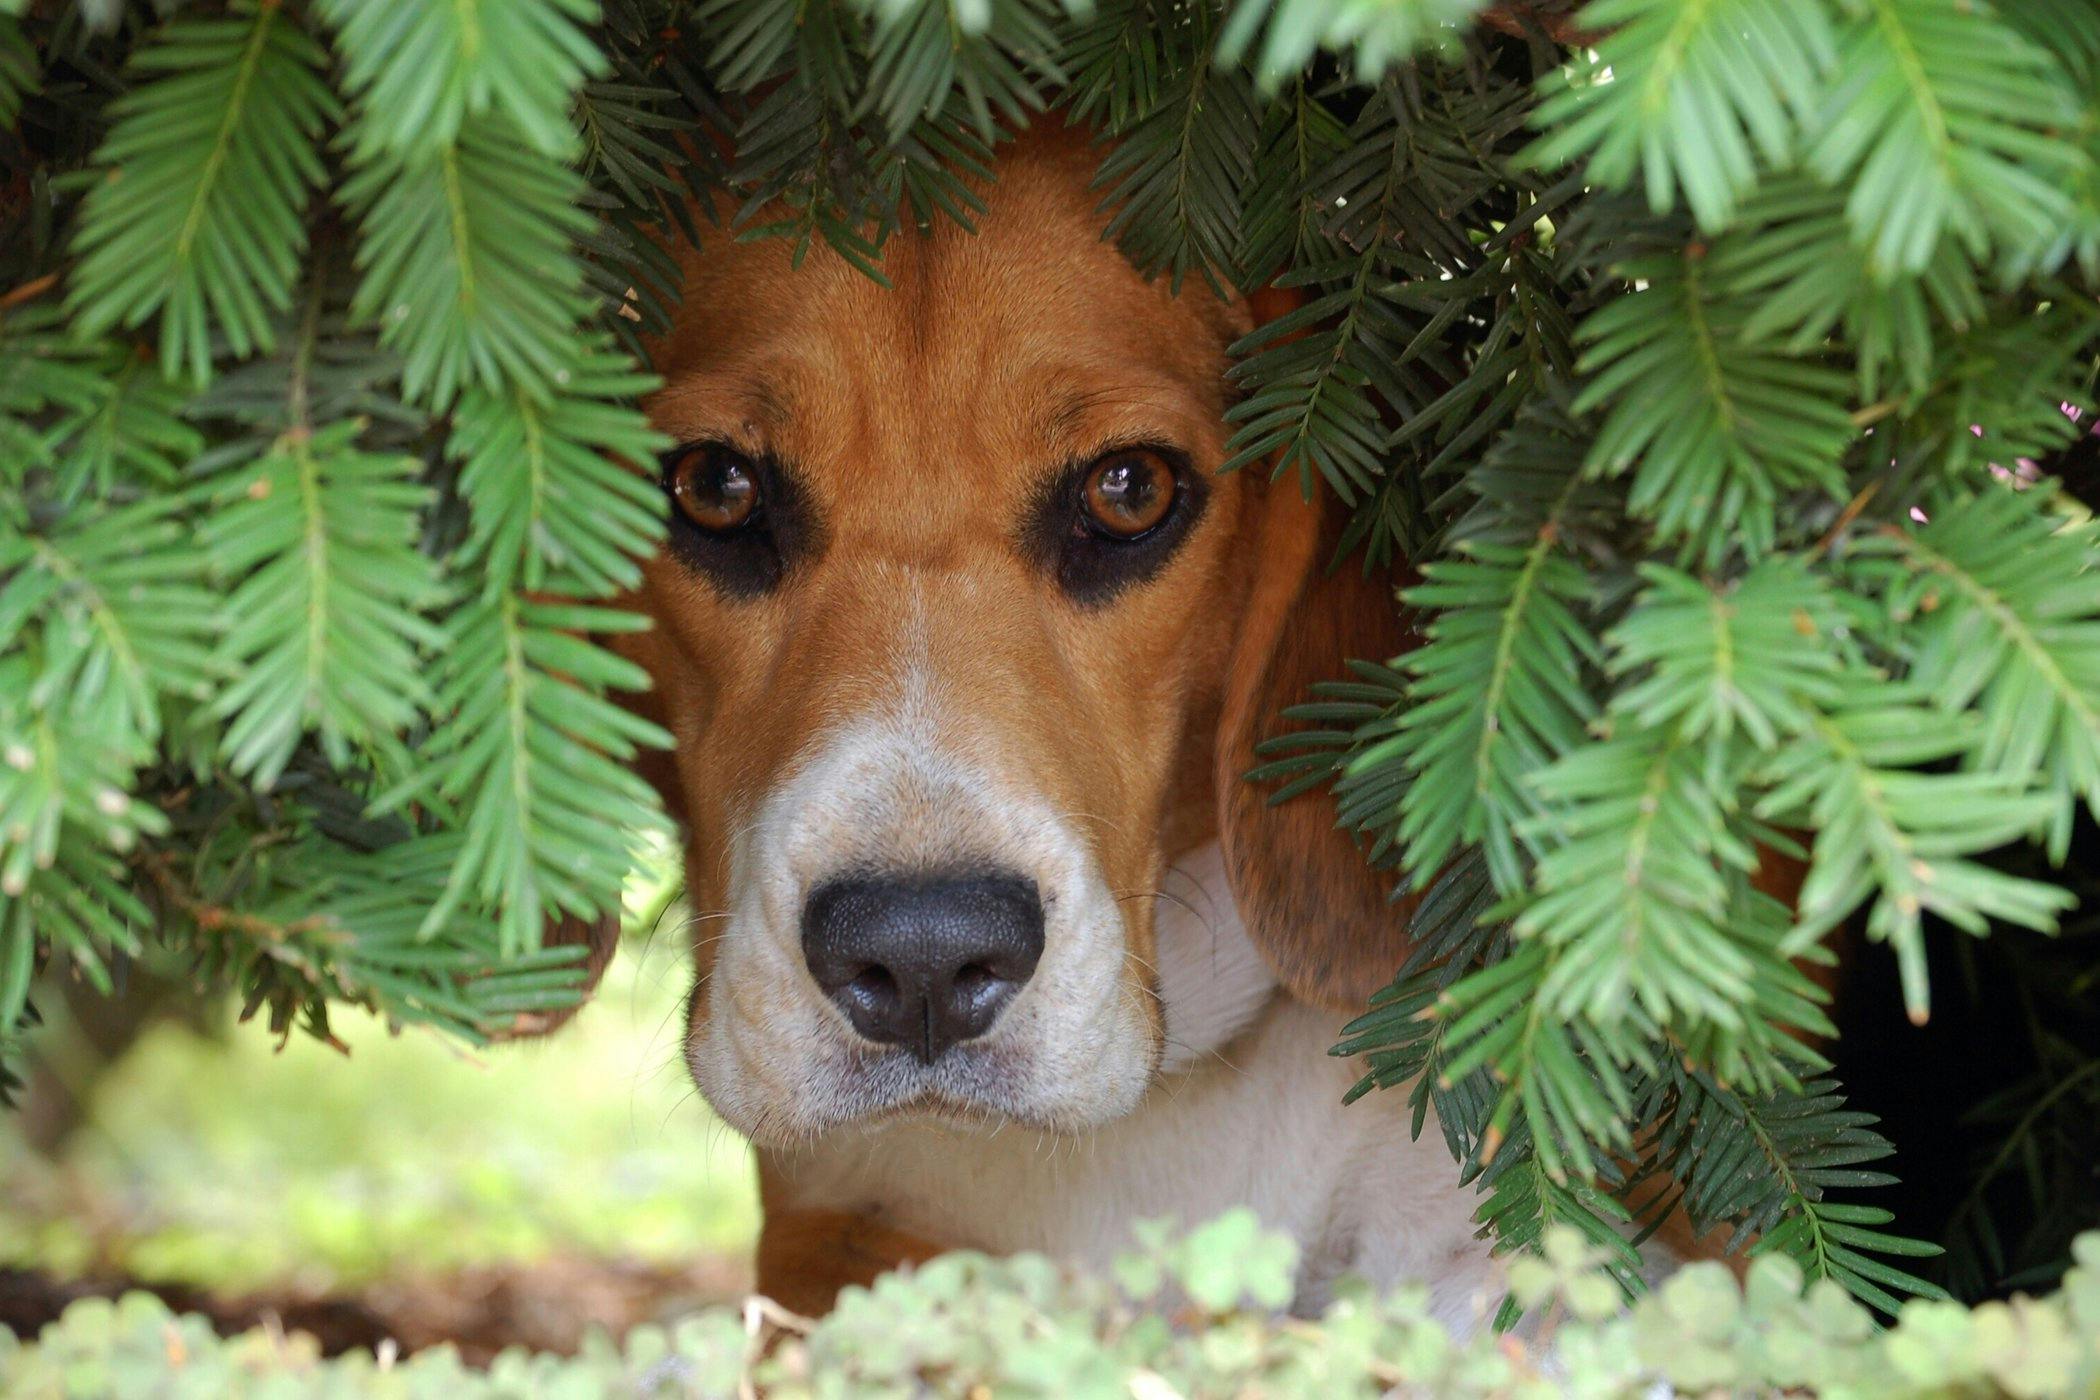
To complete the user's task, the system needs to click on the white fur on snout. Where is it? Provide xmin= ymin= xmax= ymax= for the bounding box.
xmin=684 ymin=693 xmax=1157 ymax=1147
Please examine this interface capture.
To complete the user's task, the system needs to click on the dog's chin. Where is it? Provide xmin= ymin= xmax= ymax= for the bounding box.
xmin=690 ymin=1020 xmax=1159 ymax=1149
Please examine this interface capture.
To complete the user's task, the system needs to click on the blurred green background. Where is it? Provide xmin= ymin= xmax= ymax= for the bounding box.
xmin=1 ymin=873 xmax=757 ymax=1308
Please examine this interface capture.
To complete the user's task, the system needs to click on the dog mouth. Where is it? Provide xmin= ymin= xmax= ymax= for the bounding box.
xmin=791 ymin=1029 xmax=1123 ymax=1138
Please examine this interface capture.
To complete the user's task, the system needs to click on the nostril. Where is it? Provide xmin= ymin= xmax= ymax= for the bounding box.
xmin=950 ymin=962 xmax=1001 ymax=1012
xmin=844 ymin=965 xmax=898 ymax=1013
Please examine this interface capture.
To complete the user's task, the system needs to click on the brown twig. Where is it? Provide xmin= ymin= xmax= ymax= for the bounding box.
xmin=135 ymin=852 xmax=334 ymax=945
xmin=0 ymin=272 xmax=60 ymax=312
xmin=1816 ymin=481 xmax=1882 ymax=554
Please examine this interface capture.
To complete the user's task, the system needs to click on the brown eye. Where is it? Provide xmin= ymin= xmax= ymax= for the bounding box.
xmin=1081 ymin=450 xmax=1176 ymax=538
xmin=668 ymin=445 xmax=760 ymax=531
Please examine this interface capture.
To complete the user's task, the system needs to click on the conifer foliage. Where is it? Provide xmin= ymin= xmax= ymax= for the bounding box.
xmin=4 ymin=0 xmax=2097 ymax=1311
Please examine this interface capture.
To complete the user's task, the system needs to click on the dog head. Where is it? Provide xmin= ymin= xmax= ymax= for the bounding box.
xmin=610 ymin=126 xmax=1417 ymax=1146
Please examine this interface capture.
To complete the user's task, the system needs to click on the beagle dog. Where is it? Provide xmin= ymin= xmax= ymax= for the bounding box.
xmin=595 ymin=123 xmax=1536 ymax=1328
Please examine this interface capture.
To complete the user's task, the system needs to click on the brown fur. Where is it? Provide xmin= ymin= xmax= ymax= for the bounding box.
xmin=755 ymin=1164 xmax=944 ymax=1315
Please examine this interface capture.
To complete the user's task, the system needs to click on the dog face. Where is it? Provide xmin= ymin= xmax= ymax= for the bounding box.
xmin=614 ymin=127 xmax=1416 ymax=1147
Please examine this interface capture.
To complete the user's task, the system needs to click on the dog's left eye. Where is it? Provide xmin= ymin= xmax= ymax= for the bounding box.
xmin=1029 ymin=444 xmax=1205 ymax=606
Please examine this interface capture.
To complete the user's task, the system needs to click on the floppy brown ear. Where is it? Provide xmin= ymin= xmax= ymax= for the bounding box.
xmin=1214 ymin=474 xmax=1422 ymax=1012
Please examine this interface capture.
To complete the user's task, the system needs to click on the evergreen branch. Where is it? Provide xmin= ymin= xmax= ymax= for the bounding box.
xmin=0 ymin=310 xmax=111 ymax=483
xmin=1091 ymin=6 xmax=1261 ymax=295
xmin=1517 ymin=723 xmax=1761 ymax=1032
xmin=341 ymin=115 xmax=596 ymax=406
xmin=1237 ymin=76 xmax=1348 ymax=288
xmin=1896 ymin=301 xmax=2100 ymax=484
xmin=1807 ymin=0 xmax=2085 ymax=274
xmin=1527 ymin=0 xmax=1837 ymax=231
xmin=44 ymin=352 xmax=202 ymax=507
xmin=395 ymin=593 xmax=671 ymax=954
xmin=1366 ymin=451 xmax=1599 ymax=894
xmin=0 ymin=498 xmax=218 ymax=762
xmin=0 ymin=491 xmax=209 ymax=996
xmin=694 ymin=0 xmax=827 ymax=94
xmin=1575 ymin=250 xmax=1854 ymax=565
xmin=0 ymin=841 xmax=148 ymax=1035
xmin=1059 ymin=0 xmax=1180 ymax=132
xmin=451 ymin=339 xmax=669 ymax=597
xmin=861 ymin=0 xmax=1063 ymax=142
xmin=1224 ymin=85 xmax=1440 ymax=500
xmin=1606 ymin=558 xmax=1844 ymax=751
xmin=1998 ymin=0 xmax=2100 ymax=86
xmin=1477 ymin=1151 xmax=1646 ymax=1302
xmin=0 ymin=14 xmax=34 ymax=126
xmin=723 ymin=64 xmax=993 ymax=277
xmin=1702 ymin=177 xmax=1980 ymax=402
xmin=204 ymin=420 xmax=447 ymax=787
xmin=317 ymin=0 xmax=605 ymax=161
xmin=1757 ymin=679 xmax=2073 ymax=1021
xmin=1856 ymin=485 xmax=2100 ymax=859
xmin=1217 ymin=0 xmax=1487 ymax=86
xmin=1655 ymin=1069 xmax=1945 ymax=1311
xmin=1432 ymin=940 xmax=1637 ymax=1184
xmin=65 ymin=3 xmax=339 ymax=384
xmin=147 ymin=814 xmax=598 ymax=1046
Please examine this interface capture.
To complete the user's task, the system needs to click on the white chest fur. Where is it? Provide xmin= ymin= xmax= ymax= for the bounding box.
xmin=760 ymin=843 xmax=1511 ymax=1331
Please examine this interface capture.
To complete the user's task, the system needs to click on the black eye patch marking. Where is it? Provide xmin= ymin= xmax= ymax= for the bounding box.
xmin=1022 ymin=443 xmax=1207 ymax=606
xmin=657 ymin=442 xmax=814 ymax=598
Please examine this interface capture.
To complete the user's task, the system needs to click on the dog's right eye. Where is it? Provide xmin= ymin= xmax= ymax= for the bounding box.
xmin=668 ymin=445 xmax=761 ymax=532
xmin=659 ymin=443 xmax=800 ymax=598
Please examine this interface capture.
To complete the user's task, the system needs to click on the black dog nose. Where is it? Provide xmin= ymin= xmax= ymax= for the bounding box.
xmin=801 ymin=874 xmax=1044 ymax=1063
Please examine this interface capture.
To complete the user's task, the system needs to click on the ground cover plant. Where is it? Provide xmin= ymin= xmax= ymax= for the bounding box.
xmin=9 ymin=1217 xmax=2100 ymax=1397
xmin=4 ymin=0 xmax=2100 ymax=1343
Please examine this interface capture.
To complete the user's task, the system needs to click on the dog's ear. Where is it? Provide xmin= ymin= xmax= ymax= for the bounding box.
xmin=1213 ymin=372 xmax=1422 ymax=1010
